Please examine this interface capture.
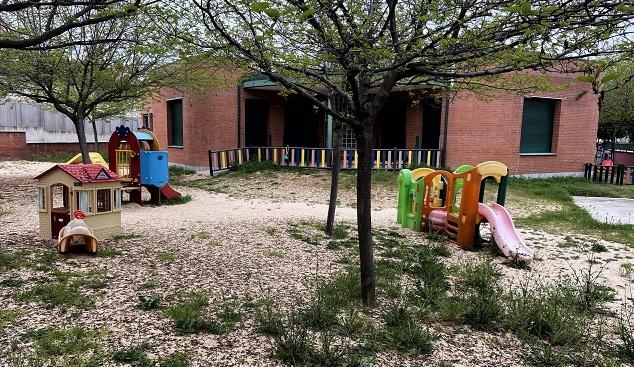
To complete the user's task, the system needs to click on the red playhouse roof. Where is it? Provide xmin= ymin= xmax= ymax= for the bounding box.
xmin=35 ymin=164 xmax=120 ymax=183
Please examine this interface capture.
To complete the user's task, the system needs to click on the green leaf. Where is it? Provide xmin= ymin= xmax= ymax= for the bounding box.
xmin=601 ymin=72 xmax=621 ymax=84
xmin=263 ymin=8 xmax=280 ymax=19
xmin=301 ymin=8 xmax=317 ymax=19
xmin=250 ymin=2 xmax=270 ymax=12
xmin=520 ymin=2 xmax=532 ymax=15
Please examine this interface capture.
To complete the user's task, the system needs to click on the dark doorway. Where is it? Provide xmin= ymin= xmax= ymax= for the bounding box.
xmin=50 ymin=184 xmax=70 ymax=239
xmin=245 ymin=99 xmax=269 ymax=146
xmin=376 ymin=99 xmax=406 ymax=148
xmin=422 ymin=98 xmax=442 ymax=149
xmin=284 ymin=98 xmax=319 ymax=147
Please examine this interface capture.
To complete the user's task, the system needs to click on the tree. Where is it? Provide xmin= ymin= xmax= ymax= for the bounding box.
xmin=0 ymin=0 xmax=147 ymax=50
xmin=181 ymin=0 xmax=633 ymax=306
xmin=0 ymin=4 xmax=185 ymax=163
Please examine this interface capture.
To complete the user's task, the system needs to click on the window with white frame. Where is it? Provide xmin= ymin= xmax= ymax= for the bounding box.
xmin=75 ymin=190 xmax=94 ymax=213
xmin=341 ymin=123 xmax=357 ymax=149
xmin=37 ymin=187 xmax=46 ymax=210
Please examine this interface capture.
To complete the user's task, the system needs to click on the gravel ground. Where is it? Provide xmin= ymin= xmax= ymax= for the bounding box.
xmin=0 ymin=160 xmax=632 ymax=366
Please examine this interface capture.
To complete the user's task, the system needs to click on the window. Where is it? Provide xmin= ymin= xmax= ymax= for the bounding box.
xmin=96 ymin=189 xmax=112 ymax=213
xmin=37 ymin=187 xmax=46 ymax=210
xmin=75 ymin=191 xmax=93 ymax=213
xmin=520 ymin=98 xmax=557 ymax=154
xmin=142 ymin=113 xmax=154 ymax=130
xmin=341 ymin=123 xmax=357 ymax=149
xmin=114 ymin=188 xmax=122 ymax=209
xmin=167 ymin=99 xmax=183 ymax=146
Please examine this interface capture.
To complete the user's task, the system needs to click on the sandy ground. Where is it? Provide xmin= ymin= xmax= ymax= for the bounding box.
xmin=0 ymin=160 xmax=633 ymax=366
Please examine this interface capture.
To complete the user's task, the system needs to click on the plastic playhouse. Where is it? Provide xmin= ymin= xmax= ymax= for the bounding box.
xmin=35 ymin=164 xmax=122 ymax=244
xmin=397 ymin=161 xmax=533 ymax=264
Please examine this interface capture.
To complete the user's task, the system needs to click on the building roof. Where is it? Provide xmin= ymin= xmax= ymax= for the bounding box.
xmin=35 ymin=164 xmax=120 ymax=183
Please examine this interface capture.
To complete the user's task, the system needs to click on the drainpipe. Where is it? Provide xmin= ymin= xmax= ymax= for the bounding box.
xmin=237 ymin=85 xmax=242 ymax=148
xmin=441 ymin=87 xmax=450 ymax=167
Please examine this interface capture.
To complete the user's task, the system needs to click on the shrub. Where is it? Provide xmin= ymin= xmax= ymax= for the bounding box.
xmin=255 ymin=297 xmax=285 ymax=336
xmin=274 ymin=312 xmax=312 ymax=365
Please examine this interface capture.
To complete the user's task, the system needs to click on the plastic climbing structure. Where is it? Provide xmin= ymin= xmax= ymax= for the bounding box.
xmin=108 ymin=126 xmax=182 ymax=204
xmin=397 ymin=161 xmax=533 ymax=264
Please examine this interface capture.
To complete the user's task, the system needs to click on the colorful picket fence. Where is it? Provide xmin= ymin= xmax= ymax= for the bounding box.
xmin=208 ymin=146 xmax=443 ymax=176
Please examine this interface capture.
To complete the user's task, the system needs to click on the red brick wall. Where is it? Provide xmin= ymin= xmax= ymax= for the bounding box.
xmin=444 ymin=74 xmax=598 ymax=174
xmin=146 ymin=71 xmax=242 ymax=167
xmin=0 ymin=132 xmax=85 ymax=160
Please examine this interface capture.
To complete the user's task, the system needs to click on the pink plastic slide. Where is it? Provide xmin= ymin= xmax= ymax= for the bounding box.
xmin=477 ymin=203 xmax=534 ymax=264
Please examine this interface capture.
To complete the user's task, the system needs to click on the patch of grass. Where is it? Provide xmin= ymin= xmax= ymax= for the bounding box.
xmin=263 ymin=226 xmax=277 ymax=235
xmin=507 ymin=177 xmax=634 ymax=245
xmin=1 ymin=277 xmax=24 ymax=288
xmin=264 ymin=250 xmax=284 ymax=258
xmin=112 ymin=344 xmax=154 ymax=367
xmin=255 ymin=297 xmax=285 ymax=337
xmin=14 ymin=282 xmax=94 ymax=309
xmin=28 ymin=151 xmax=77 ymax=163
xmin=193 ymin=231 xmax=210 ymax=240
xmin=156 ymin=252 xmax=176 ymax=262
xmin=138 ymin=295 xmax=161 ymax=310
xmin=160 ymin=352 xmax=189 ymax=367
xmin=26 ymin=326 xmax=100 ymax=357
xmin=503 ymin=282 xmax=588 ymax=346
xmin=0 ymin=250 xmax=27 ymax=273
xmin=165 ymin=293 xmax=241 ymax=335
xmin=380 ymin=302 xmax=434 ymax=355
xmin=440 ymin=260 xmax=502 ymax=328
xmin=96 ymin=246 xmax=122 ymax=257
xmin=591 ymin=242 xmax=608 ymax=253
xmin=169 ymin=165 xmax=196 ymax=177
xmin=329 ymin=225 xmax=349 ymax=240
xmin=0 ymin=309 xmax=22 ymax=330
xmin=112 ymin=233 xmax=143 ymax=241
xmin=160 ymin=194 xmax=192 ymax=206
xmin=229 ymin=160 xmax=279 ymax=175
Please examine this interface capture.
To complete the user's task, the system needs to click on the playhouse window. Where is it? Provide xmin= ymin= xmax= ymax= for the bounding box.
xmin=75 ymin=191 xmax=93 ymax=213
xmin=520 ymin=98 xmax=558 ymax=154
xmin=96 ymin=189 xmax=112 ymax=213
xmin=114 ymin=189 xmax=122 ymax=209
xmin=37 ymin=187 xmax=46 ymax=210
xmin=167 ymin=99 xmax=183 ymax=147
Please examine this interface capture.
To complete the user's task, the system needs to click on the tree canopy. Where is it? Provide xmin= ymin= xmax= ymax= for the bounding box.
xmin=0 ymin=0 xmax=151 ymax=49
xmin=0 ymin=3 xmax=187 ymax=162
xmin=174 ymin=0 xmax=634 ymax=306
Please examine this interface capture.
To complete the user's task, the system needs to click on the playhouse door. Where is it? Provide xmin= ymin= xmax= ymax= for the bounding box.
xmin=51 ymin=211 xmax=70 ymax=239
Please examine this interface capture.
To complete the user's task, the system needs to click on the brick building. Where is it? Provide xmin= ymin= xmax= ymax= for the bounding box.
xmin=142 ymin=71 xmax=598 ymax=175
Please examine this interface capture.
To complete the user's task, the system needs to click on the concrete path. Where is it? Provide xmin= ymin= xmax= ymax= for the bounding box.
xmin=572 ymin=196 xmax=634 ymax=225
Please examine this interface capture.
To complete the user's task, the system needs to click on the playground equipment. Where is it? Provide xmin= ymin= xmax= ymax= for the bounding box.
xmin=35 ymin=164 xmax=122 ymax=241
xmin=57 ymin=210 xmax=99 ymax=253
xmin=107 ymin=125 xmax=181 ymax=204
xmin=66 ymin=152 xmax=109 ymax=169
xmin=397 ymin=161 xmax=533 ymax=264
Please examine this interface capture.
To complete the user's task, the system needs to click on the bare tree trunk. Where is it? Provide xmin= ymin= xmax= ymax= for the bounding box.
xmin=90 ymin=117 xmax=100 ymax=153
xmin=74 ymin=114 xmax=91 ymax=164
xmin=326 ymin=119 xmax=343 ymax=235
xmin=355 ymin=122 xmax=375 ymax=306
